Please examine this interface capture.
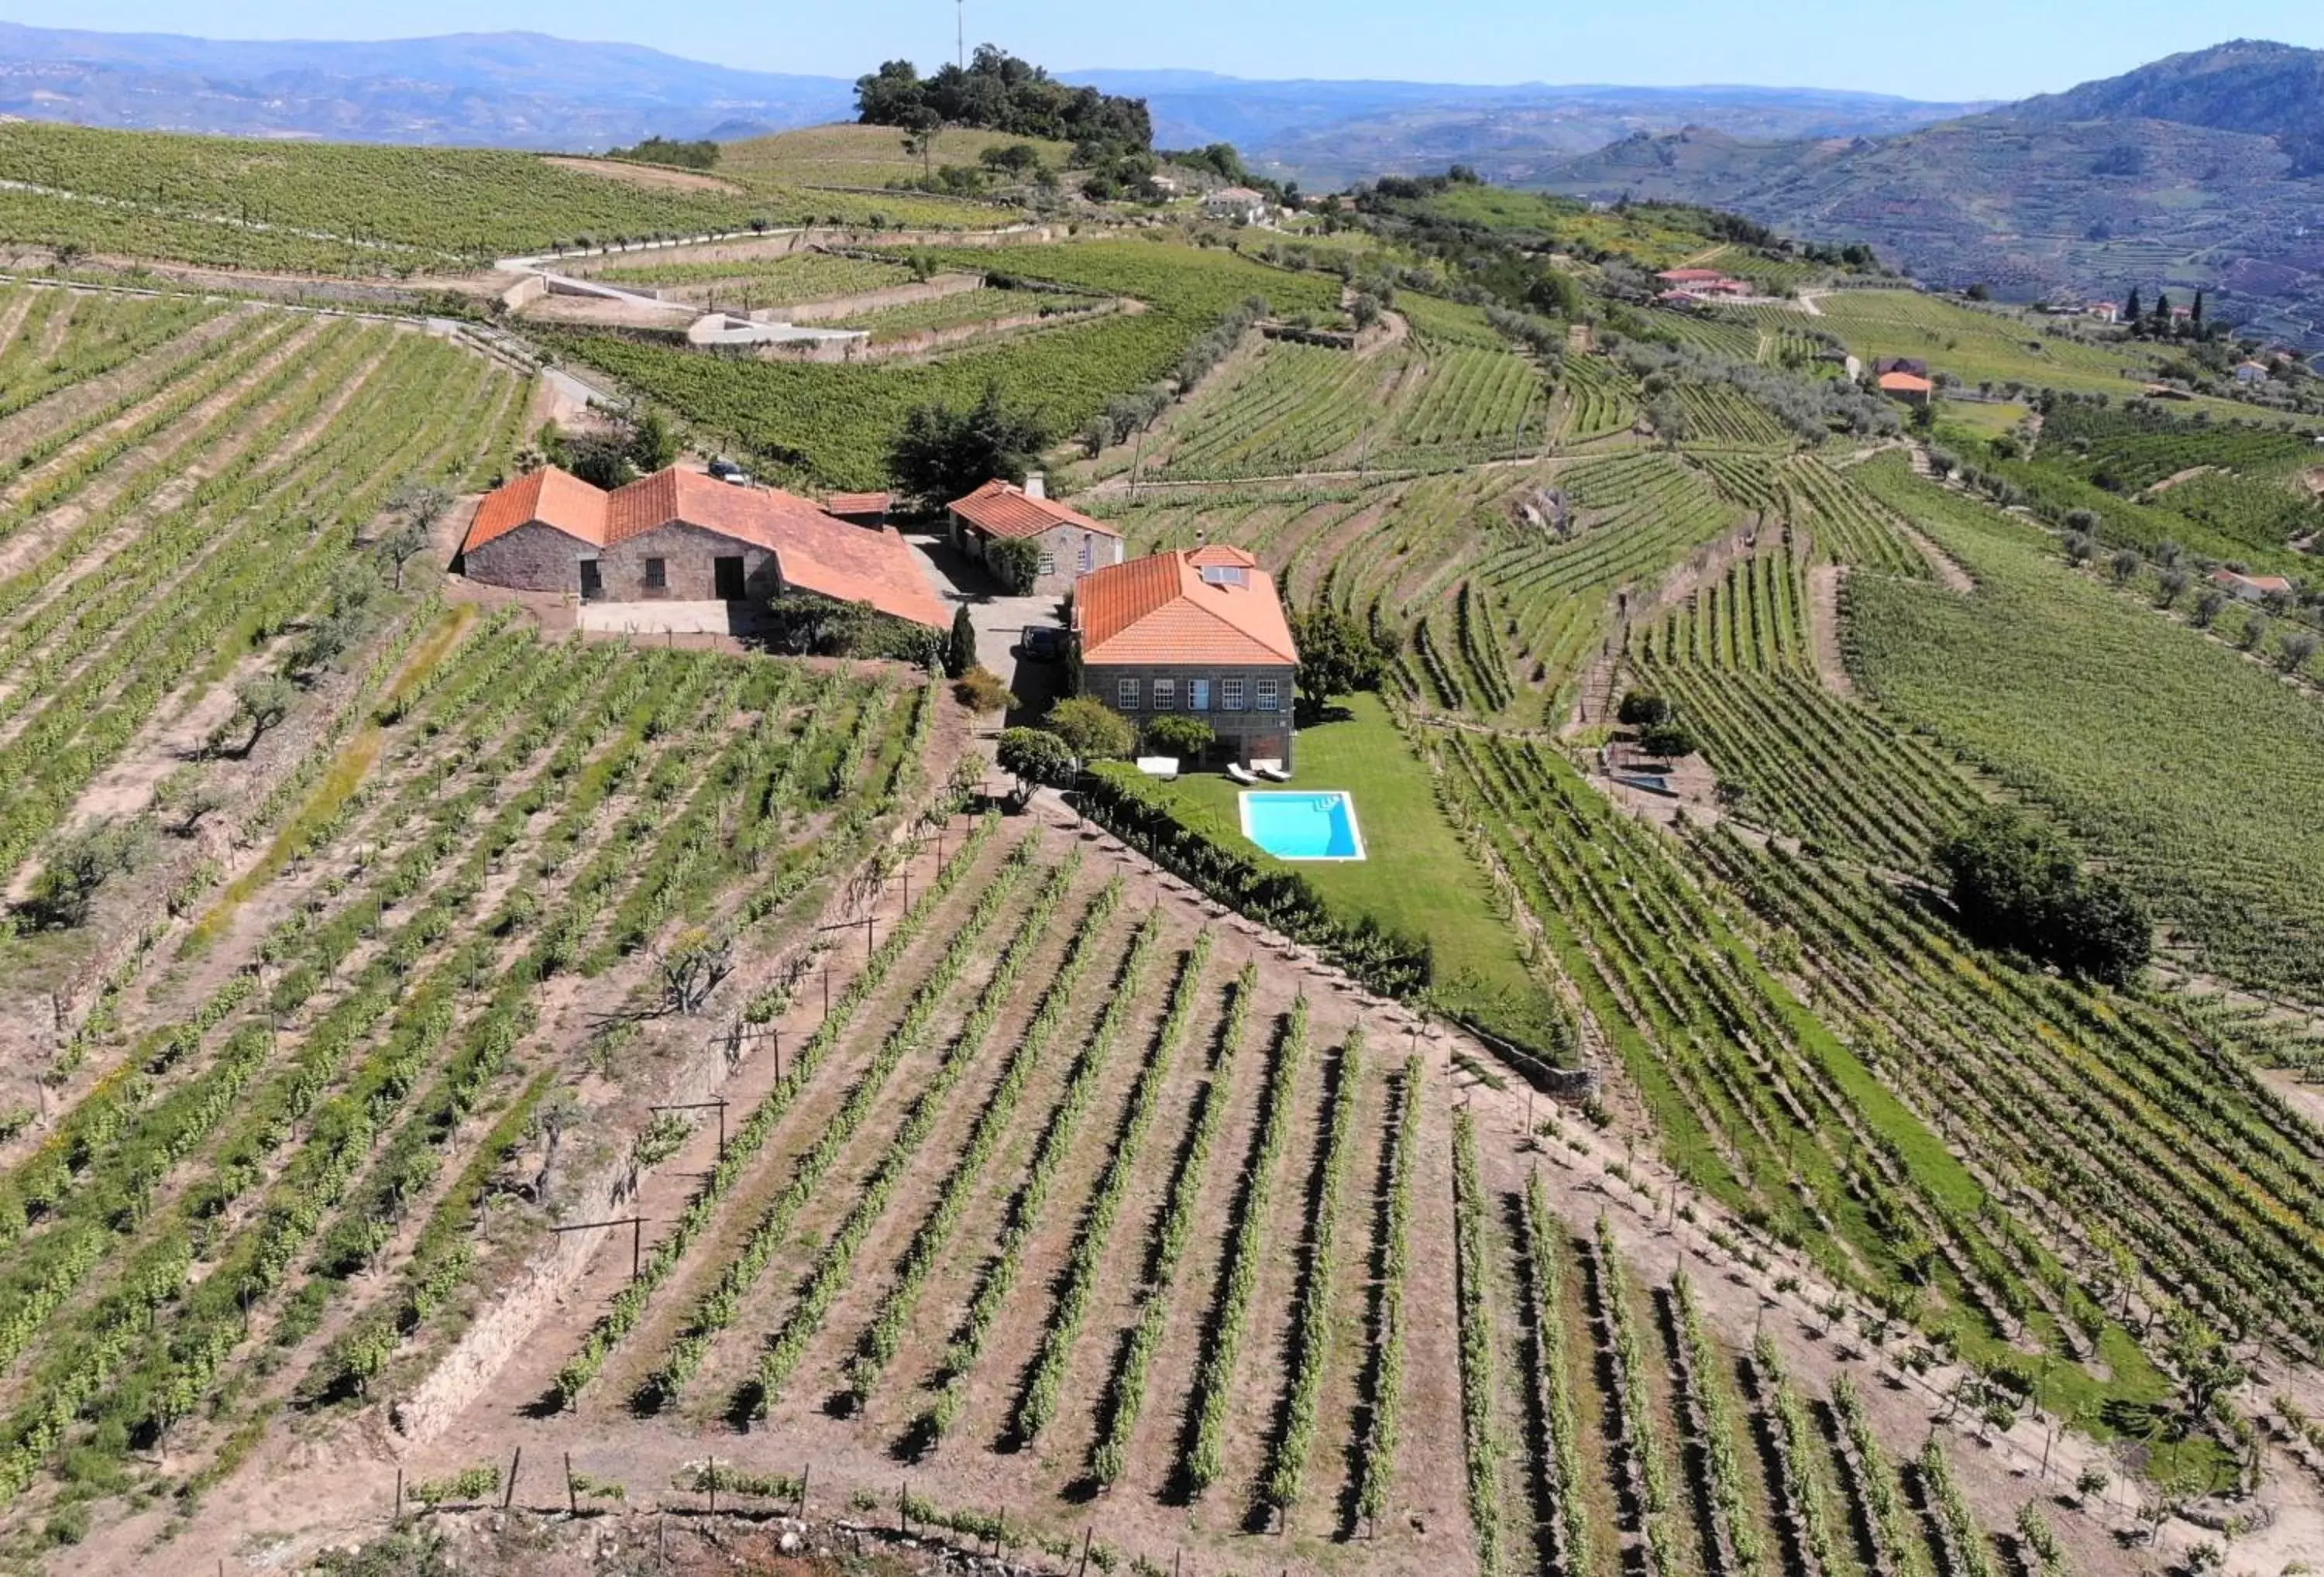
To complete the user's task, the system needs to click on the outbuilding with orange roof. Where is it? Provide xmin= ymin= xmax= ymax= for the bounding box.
xmin=947 ymin=475 xmax=1124 ymax=593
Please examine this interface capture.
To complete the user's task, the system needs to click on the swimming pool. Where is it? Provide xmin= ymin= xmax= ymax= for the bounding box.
xmin=1239 ymin=790 xmax=1366 ymax=861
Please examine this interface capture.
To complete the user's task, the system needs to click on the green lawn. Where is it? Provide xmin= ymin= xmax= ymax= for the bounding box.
xmin=1139 ymin=694 xmax=1559 ymax=1054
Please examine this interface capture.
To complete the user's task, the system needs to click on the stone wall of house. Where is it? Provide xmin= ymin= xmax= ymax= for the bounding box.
xmin=1081 ymin=660 xmax=1298 ymax=767
xmin=598 ymin=521 xmax=780 ymax=602
xmin=461 ymin=520 xmax=593 ymax=594
xmin=953 ymin=516 xmax=1123 ymax=594
xmin=462 ymin=518 xmax=782 ymax=603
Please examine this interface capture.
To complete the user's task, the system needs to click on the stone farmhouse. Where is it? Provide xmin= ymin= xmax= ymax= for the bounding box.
xmin=1074 ymin=545 xmax=1301 ymax=770
xmin=2212 ymin=569 xmax=2295 ymax=603
xmin=457 ymin=466 xmax=951 ymax=632
xmin=947 ymin=477 xmax=1125 ymax=594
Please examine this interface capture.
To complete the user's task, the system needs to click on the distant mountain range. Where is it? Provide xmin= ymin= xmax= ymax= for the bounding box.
xmin=1065 ymin=72 xmax=1990 ymax=184
xmin=1534 ymin=41 xmax=2324 ymax=346
xmin=0 ymin=21 xmax=1984 ymax=162
xmin=0 ymin=24 xmax=853 ymax=146
xmin=3 ymin=22 xmax=2320 ymax=346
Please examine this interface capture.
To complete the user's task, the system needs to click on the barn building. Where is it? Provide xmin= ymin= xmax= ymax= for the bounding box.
xmin=458 ymin=466 xmax=950 ymax=632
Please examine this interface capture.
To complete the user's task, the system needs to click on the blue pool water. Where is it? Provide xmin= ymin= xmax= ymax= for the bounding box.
xmin=1239 ymin=791 xmax=1366 ymax=861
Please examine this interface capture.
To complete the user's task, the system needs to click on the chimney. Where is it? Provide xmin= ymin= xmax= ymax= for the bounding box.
xmin=1023 ymin=472 xmax=1046 ymax=500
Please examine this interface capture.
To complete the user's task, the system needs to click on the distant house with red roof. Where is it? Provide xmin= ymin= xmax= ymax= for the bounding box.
xmin=1074 ymin=545 xmax=1301 ymax=768
xmin=2212 ymin=569 xmax=2294 ymax=603
xmin=458 ymin=465 xmax=949 ymax=631
xmin=947 ymin=476 xmax=1125 ymax=593
xmin=1877 ymin=371 xmax=1935 ymax=407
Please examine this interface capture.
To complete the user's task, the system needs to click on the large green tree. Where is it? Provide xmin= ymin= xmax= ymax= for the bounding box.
xmin=888 ymin=383 xmax=1050 ymax=507
xmin=1286 ymin=602 xmax=1387 ymax=724
xmin=1934 ymin=807 xmax=2151 ymax=985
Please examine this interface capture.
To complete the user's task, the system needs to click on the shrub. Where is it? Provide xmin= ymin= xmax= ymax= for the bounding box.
xmin=985 ymin=537 xmax=1043 ymax=595
xmin=1618 ymin=690 xmax=1672 ymax=727
xmin=1638 ymin=718 xmax=1697 ymax=758
xmin=954 ymin=666 xmax=1016 ymax=714
xmin=1143 ymin=713 xmax=1215 ymax=758
xmin=1044 ymin=696 xmax=1137 ymax=760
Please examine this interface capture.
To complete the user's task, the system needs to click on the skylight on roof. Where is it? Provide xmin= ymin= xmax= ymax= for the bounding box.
xmin=1199 ymin=565 xmax=1248 ymax=587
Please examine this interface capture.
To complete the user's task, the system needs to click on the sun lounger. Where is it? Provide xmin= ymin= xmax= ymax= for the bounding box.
xmin=1136 ymin=755 xmax=1181 ymax=781
xmin=1226 ymin=763 xmax=1258 ymax=785
xmin=1253 ymin=760 xmax=1291 ymax=782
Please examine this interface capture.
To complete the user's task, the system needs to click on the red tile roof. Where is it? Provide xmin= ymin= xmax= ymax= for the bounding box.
xmin=826 ymin=491 xmax=892 ymax=517
xmin=462 ymin=466 xmax=607 ymax=551
xmin=1878 ymin=372 xmax=1935 ymax=393
xmin=948 ymin=479 xmax=1121 ymax=541
xmin=1076 ymin=548 xmax=1298 ymax=667
xmin=2215 ymin=570 xmax=2295 ymax=593
xmin=462 ymin=466 xmax=949 ymax=630
xmin=776 ymin=515 xmax=953 ymax=630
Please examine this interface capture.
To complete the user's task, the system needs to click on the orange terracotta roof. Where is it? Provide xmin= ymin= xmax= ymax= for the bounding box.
xmin=462 ymin=466 xmax=607 ymax=552
xmin=1878 ymin=372 xmax=1935 ymax=393
xmin=463 ymin=466 xmax=947 ymax=630
xmin=949 ymin=479 xmax=1121 ymax=541
xmin=775 ymin=516 xmax=952 ymax=630
xmin=826 ymin=491 xmax=892 ymax=516
xmin=1188 ymin=543 xmax=1258 ymax=569
xmin=2215 ymin=570 xmax=2294 ymax=593
xmin=1076 ymin=548 xmax=1298 ymax=667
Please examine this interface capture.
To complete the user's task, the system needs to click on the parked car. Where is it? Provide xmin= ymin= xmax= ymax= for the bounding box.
xmin=706 ymin=458 xmax=751 ymax=486
xmin=1019 ymin=625 xmax=1067 ymax=662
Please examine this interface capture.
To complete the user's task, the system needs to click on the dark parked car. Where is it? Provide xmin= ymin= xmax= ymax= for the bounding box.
xmin=1019 ymin=625 xmax=1067 ymax=662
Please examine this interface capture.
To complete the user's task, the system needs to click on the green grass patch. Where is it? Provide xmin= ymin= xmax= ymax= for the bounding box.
xmin=1134 ymin=694 xmax=1552 ymax=1044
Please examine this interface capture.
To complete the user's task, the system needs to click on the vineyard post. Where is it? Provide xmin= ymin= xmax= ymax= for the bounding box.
xmin=393 ymin=1467 xmax=403 ymax=1528
xmin=566 ymin=1452 xmax=577 ymax=1515
xmin=823 ymin=961 xmax=830 ymax=1020
xmin=707 ymin=1455 xmax=716 ymax=1515
xmin=1078 ymin=1526 xmax=1092 ymax=1575
xmin=504 ymin=1448 xmax=521 ymax=1509
xmin=797 ymin=1464 xmax=809 ymax=1517
xmin=899 ymin=1482 xmax=909 ymax=1534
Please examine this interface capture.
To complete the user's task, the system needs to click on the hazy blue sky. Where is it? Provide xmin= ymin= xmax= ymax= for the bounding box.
xmin=5 ymin=0 xmax=2320 ymax=100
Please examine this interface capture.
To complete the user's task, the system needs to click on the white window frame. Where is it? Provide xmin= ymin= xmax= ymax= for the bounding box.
xmin=1222 ymin=678 xmax=1245 ymax=712
xmin=1038 ymin=552 xmax=1057 ymax=578
xmin=1189 ymin=679 xmax=1211 ymax=712
xmin=1152 ymin=678 xmax=1176 ymax=709
xmin=1256 ymin=678 xmax=1279 ymax=712
xmin=1117 ymin=678 xmax=1140 ymax=711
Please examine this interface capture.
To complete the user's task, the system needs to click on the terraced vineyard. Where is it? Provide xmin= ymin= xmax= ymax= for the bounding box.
xmin=1844 ymin=454 xmax=2324 ymax=1000
xmin=1437 ymin=734 xmax=2248 ymax=1435
xmin=0 ymin=287 xmax=531 ymax=893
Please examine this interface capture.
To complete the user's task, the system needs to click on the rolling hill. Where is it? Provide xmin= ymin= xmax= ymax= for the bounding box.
xmin=0 ymin=22 xmax=854 ymax=146
xmin=1535 ymin=42 xmax=2324 ymax=346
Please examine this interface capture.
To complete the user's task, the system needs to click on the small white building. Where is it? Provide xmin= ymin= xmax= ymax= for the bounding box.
xmin=2233 ymin=359 xmax=2271 ymax=384
xmin=1202 ymin=185 xmax=1270 ymax=224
